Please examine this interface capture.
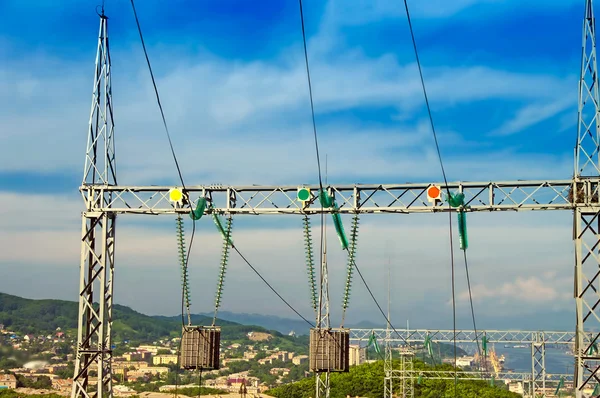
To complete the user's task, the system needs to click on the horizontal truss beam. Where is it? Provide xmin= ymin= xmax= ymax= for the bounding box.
xmin=350 ymin=328 xmax=590 ymax=344
xmin=81 ymin=178 xmax=600 ymax=214
xmin=394 ymin=370 xmax=573 ymax=383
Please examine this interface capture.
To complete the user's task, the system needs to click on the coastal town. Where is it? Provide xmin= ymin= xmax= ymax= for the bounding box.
xmin=0 ymin=324 xmax=367 ymax=396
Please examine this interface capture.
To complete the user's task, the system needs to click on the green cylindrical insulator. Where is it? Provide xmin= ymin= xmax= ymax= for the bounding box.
xmin=332 ymin=211 xmax=349 ymax=249
xmin=318 ymin=190 xmax=333 ymax=208
xmin=189 ymin=197 xmax=207 ymax=220
xmin=457 ymin=211 xmax=468 ymax=250
xmin=448 ymin=192 xmax=465 ymax=208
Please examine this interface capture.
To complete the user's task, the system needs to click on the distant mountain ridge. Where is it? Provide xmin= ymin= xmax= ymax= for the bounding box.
xmin=0 ymin=292 xmax=265 ymax=343
xmin=0 ymin=292 xmax=575 ymax=342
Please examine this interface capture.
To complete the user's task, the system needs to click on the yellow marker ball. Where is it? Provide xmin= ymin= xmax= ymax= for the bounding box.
xmin=169 ymin=188 xmax=183 ymax=203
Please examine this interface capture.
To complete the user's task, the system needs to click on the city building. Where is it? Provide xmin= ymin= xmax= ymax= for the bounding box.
xmin=349 ymin=345 xmax=366 ymax=366
xmin=152 ymin=355 xmax=178 ymax=365
xmin=0 ymin=374 xmax=17 ymax=389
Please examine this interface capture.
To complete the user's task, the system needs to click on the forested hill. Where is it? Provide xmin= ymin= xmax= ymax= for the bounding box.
xmin=266 ymin=360 xmax=521 ymax=398
xmin=0 ymin=292 xmax=276 ymax=343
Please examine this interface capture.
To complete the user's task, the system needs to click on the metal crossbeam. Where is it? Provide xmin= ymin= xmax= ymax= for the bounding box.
xmin=350 ymin=329 xmax=589 ymax=345
xmin=394 ymin=369 xmax=572 ymax=384
xmin=81 ymin=179 xmax=600 ymax=214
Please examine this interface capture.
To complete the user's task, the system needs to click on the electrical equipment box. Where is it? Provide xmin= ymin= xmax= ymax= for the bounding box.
xmin=180 ymin=326 xmax=221 ymax=370
xmin=309 ymin=327 xmax=350 ymax=372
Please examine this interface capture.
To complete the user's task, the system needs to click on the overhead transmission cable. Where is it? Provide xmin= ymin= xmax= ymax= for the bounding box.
xmin=129 ymin=0 xmax=198 ymax=331
xmin=129 ymin=0 xmax=313 ymax=333
xmin=128 ymin=3 xmax=318 ymax=397
xmin=297 ymin=0 xmax=327 ymax=326
xmin=129 ymin=3 xmax=198 ymax=395
xmin=401 ymin=0 xmax=482 ymax=392
xmin=297 ymin=0 xmax=419 ymax=349
xmin=130 ymin=0 xmax=187 ymax=191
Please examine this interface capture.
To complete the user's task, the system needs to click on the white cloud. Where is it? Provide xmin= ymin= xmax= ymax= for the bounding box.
xmin=0 ymin=47 xmax=574 ymax=184
xmin=455 ymin=273 xmax=573 ymax=316
xmin=489 ymin=96 xmax=576 ymax=137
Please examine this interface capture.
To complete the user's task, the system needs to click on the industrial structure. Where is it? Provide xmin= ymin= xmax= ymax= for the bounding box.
xmin=71 ymin=1 xmax=600 ymax=398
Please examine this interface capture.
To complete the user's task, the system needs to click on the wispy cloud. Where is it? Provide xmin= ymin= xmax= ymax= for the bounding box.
xmin=456 ymin=275 xmax=572 ymax=311
xmin=490 ymin=96 xmax=576 ymax=137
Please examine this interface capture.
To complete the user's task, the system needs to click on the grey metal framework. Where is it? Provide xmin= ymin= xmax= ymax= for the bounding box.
xmin=349 ymin=329 xmax=588 ymax=345
xmin=395 ymin=368 xmax=572 ymax=398
xmin=574 ymin=2 xmax=600 ymax=397
xmin=396 ymin=370 xmax=571 ymax=383
xmin=399 ymin=350 xmax=415 ymax=398
xmin=71 ymin=1 xmax=600 ymax=398
xmin=397 ymin=370 xmax=570 ymax=398
xmin=315 ymin=227 xmax=331 ymax=398
xmin=350 ymin=328 xmax=587 ymax=397
xmin=81 ymin=179 xmax=598 ymax=215
xmin=73 ymin=12 xmax=116 ymax=398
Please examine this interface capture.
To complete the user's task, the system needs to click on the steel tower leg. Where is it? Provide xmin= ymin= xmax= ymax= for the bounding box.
xmin=574 ymin=2 xmax=600 ymax=397
xmin=72 ymin=10 xmax=117 ymax=398
xmin=384 ymin=269 xmax=393 ymax=398
xmin=406 ymin=353 xmax=414 ymax=398
xmin=316 ymin=232 xmax=331 ymax=398
xmin=398 ymin=350 xmax=414 ymax=398
xmin=384 ymin=333 xmax=392 ymax=398
xmin=531 ymin=333 xmax=546 ymax=397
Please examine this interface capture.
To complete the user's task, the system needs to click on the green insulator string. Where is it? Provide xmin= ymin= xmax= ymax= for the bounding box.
xmin=318 ymin=188 xmax=350 ymax=249
xmin=176 ymin=214 xmax=192 ymax=325
xmin=448 ymin=192 xmax=469 ymax=250
xmin=341 ymin=213 xmax=360 ymax=326
xmin=318 ymin=189 xmax=333 ymax=208
xmin=213 ymin=211 xmax=234 ymax=246
xmin=303 ymin=215 xmax=318 ymax=315
xmin=457 ymin=211 xmax=468 ymax=250
xmin=316 ymin=188 xmax=360 ymax=325
xmin=213 ymin=214 xmax=233 ymax=326
xmin=189 ymin=197 xmax=207 ymax=221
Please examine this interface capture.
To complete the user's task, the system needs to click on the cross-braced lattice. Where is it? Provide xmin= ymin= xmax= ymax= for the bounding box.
xmin=72 ymin=12 xmax=117 ymax=398
xmin=530 ymin=333 xmax=546 ymax=397
xmin=576 ymin=0 xmax=600 ymax=178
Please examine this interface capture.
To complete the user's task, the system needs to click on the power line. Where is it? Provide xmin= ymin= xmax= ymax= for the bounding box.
xmin=232 ymin=245 xmax=315 ymax=328
xmin=129 ymin=0 xmax=187 ymax=192
xmin=349 ymin=255 xmax=409 ymax=346
xmin=401 ymin=0 xmax=481 ymax=394
xmin=129 ymin=1 xmax=313 ymax=337
xmin=297 ymin=0 xmax=327 ymax=328
xmin=297 ymin=0 xmax=324 ymax=191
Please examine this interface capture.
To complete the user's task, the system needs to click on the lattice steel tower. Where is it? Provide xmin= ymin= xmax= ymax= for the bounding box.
xmin=315 ymin=232 xmax=331 ymax=398
xmin=574 ymin=1 xmax=600 ymax=397
xmin=72 ymin=10 xmax=117 ymax=398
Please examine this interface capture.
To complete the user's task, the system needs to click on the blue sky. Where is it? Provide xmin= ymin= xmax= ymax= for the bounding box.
xmin=0 ymin=0 xmax=588 ymax=330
